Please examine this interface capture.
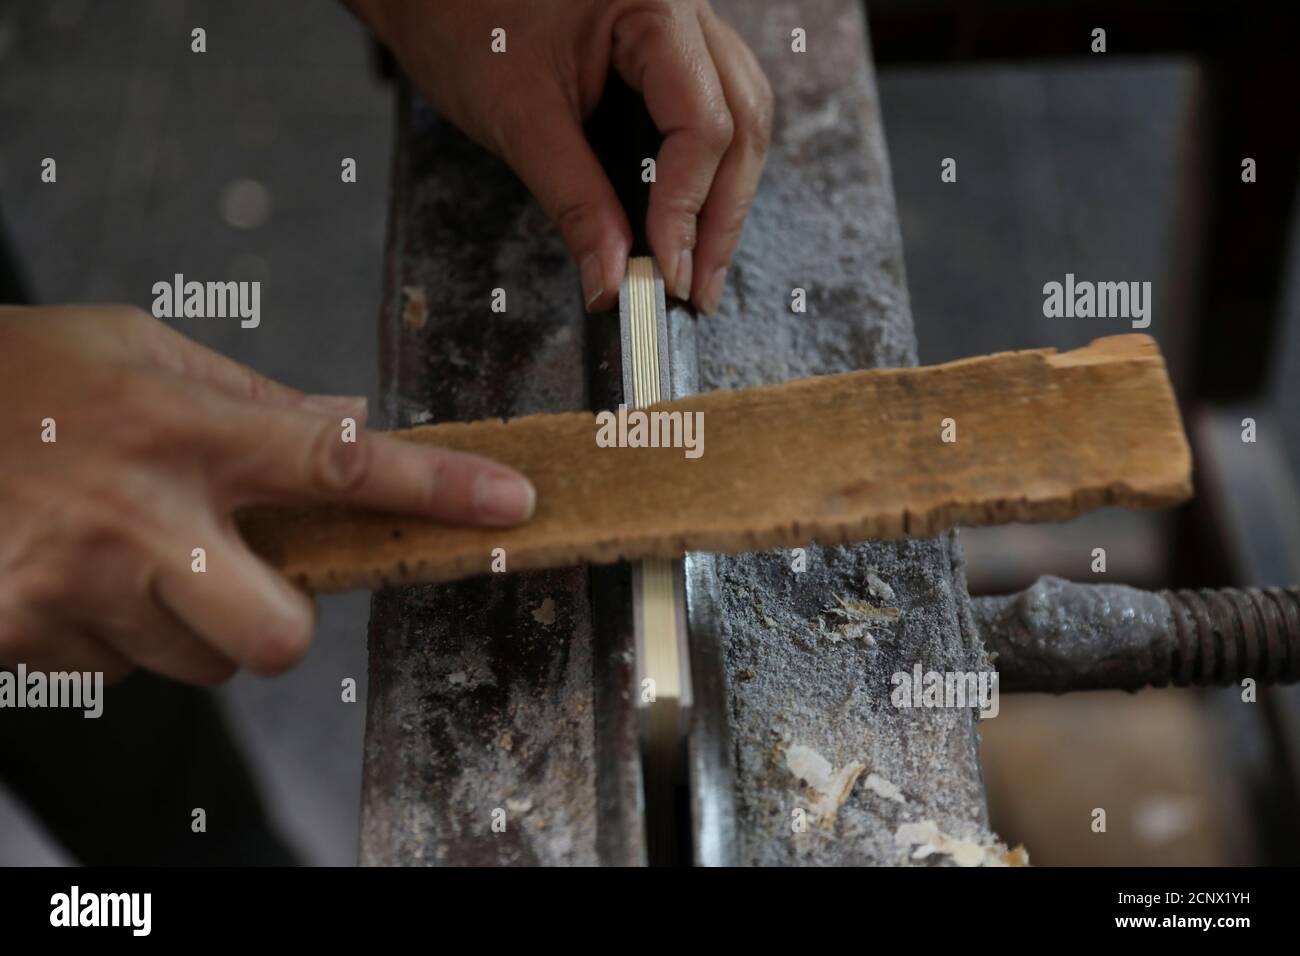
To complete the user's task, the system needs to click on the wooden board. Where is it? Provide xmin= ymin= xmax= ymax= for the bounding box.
xmin=240 ymin=334 xmax=1190 ymax=593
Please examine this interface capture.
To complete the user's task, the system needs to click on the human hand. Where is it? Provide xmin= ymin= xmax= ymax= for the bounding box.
xmin=350 ymin=0 xmax=773 ymax=314
xmin=0 ymin=306 xmax=535 ymax=684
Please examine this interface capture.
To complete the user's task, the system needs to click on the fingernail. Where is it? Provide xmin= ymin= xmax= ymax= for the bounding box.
xmin=581 ymin=255 xmax=604 ymax=311
xmin=474 ymin=473 xmax=537 ymax=525
xmin=302 ymin=394 xmax=368 ymax=418
xmin=702 ymin=267 xmax=727 ymax=314
xmin=674 ymin=249 xmax=694 ymax=302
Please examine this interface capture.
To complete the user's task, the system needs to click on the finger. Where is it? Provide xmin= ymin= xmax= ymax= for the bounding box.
xmin=692 ymin=17 xmax=773 ymax=313
xmin=611 ymin=5 xmax=734 ymax=302
xmin=154 ymin=524 xmax=316 ymax=676
xmin=26 ymin=523 xmax=240 ymax=686
xmin=497 ymin=92 xmax=631 ymax=312
xmin=0 ymin=618 xmax=132 ymax=681
xmin=130 ymin=315 xmax=369 ymax=423
xmin=208 ymin=396 xmax=537 ymax=526
xmin=94 ymin=599 xmax=237 ymax=687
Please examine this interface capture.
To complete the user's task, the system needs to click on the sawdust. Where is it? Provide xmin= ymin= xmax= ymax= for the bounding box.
xmin=401 ymin=285 xmax=427 ymax=330
xmin=865 ymin=570 xmax=895 ymax=602
xmin=823 ymin=621 xmax=873 ymax=646
xmin=785 ymin=743 xmax=866 ymax=826
xmin=719 ymin=536 xmax=995 ymax=865
xmin=895 ymin=820 xmax=1030 ymax=867
xmin=827 ymin=595 xmax=902 ymax=622
xmin=864 ymin=772 xmax=906 ymax=804
xmin=815 ymin=593 xmax=903 ymax=645
xmin=1002 ymin=845 xmax=1031 ymax=866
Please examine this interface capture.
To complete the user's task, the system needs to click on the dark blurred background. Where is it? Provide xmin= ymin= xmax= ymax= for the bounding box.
xmin=0 ymin=0 xmax=1297 ymax=864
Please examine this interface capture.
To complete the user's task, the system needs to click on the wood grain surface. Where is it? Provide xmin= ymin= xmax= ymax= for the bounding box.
xmin=239 ymin=334 xmax=1191 ymax=592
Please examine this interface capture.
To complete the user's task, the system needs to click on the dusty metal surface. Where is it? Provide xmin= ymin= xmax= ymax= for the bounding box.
xmin=359 ymin=86 xmax=604 ymax=866
xmin=360 ymin=0 xmax=993 ymax=865
xmin=668 ymin=303 xmax=739 ymax=865
xmin=701 ymin=0 xmax=992 ymax=865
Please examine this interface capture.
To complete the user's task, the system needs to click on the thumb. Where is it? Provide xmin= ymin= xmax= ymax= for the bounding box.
xmin=497 ymin=96 xmax=631 ymax=311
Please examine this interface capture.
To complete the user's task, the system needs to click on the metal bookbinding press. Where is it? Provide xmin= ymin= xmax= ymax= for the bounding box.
xmin=620 ymin=258 xmax=693 ymax=860
xmin=608 ymin=256 xmax=736 ymax=865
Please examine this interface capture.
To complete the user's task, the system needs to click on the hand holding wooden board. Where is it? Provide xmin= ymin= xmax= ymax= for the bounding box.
xmin=238 ymin=334 xmax=1191 ymax=593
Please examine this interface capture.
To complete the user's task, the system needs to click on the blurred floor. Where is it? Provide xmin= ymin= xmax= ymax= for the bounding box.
xmin=979 ymin=691 xmax=1243 ymax=866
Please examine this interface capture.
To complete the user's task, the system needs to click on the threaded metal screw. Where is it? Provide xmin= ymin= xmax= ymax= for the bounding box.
xmin=1158 ymin=587 xmax=1300 ymax=686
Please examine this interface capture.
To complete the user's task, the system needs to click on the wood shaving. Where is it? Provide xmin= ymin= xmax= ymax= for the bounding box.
xmin=895 ymin=819 xmax=1029 ymax=867
xmin=1001 ymin=845 xmax=1031 ymax=866
xmin=819 ymin=595 xmax=903 ymax=645
xmin=401 ymin=285 xmax=428 ymax=330
xmin=785 ymin=744 xmax=865 ymax=826
xmin=865 ymin=570 xmax=895 ymax=602
xmin=864 ymin=772 xmax=906 ymax=804
xmin=820 ymin=618 xmax=874 ymax=645
xmin=827 ymin=594 xmax=902 ymax=622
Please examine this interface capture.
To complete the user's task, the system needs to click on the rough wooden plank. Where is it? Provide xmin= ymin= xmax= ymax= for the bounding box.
xmin=241 ymin=335 xmax=1190 ymax=592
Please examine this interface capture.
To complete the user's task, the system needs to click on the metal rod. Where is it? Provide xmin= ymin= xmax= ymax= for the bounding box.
xmin=973 ymin=576 xmax=1300 ymax=693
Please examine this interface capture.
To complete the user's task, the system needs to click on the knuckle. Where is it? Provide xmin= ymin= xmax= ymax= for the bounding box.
xmin=700 ymin=109 xmax=735 ymax=153
xmin=115 ymin=375 xmax=191 ymax=451
xmin=616 ymin=1 xmax=678 ymax=42
xmin=551 ymin=194 xmax=597 ymax=243
xmin=311 ymin=419 xmax=370 ymax=496
xmin=70 ymin=485 xmax=156 ymax=556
